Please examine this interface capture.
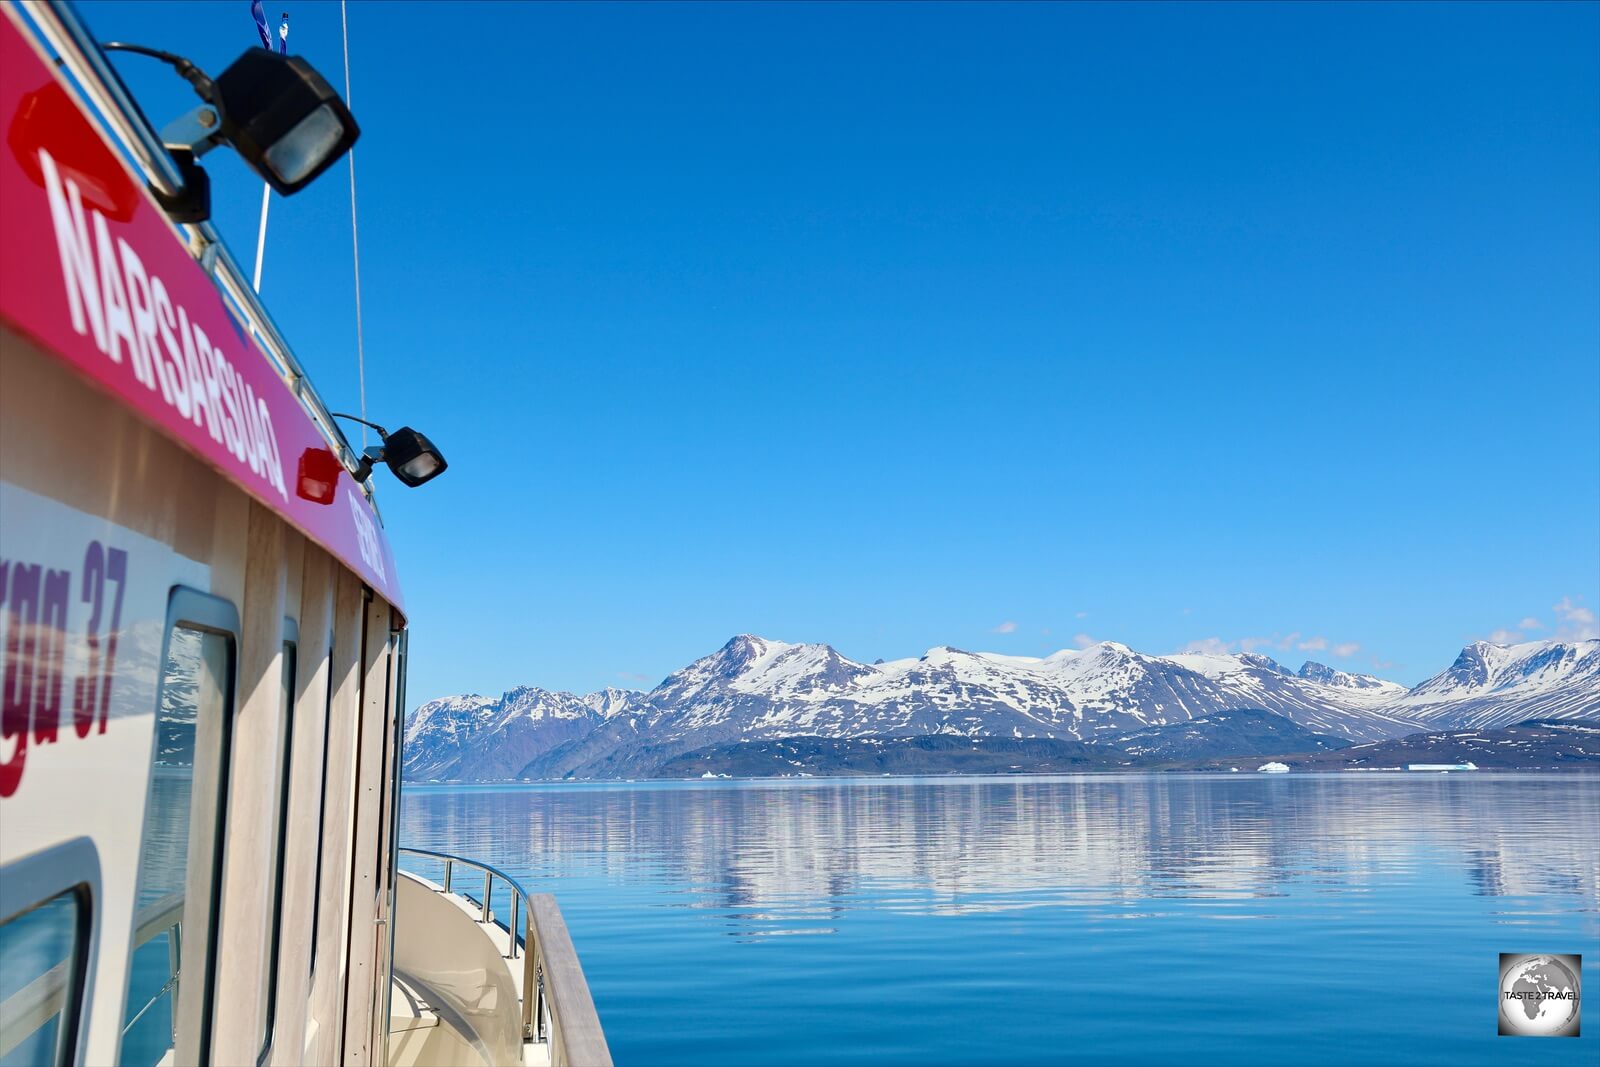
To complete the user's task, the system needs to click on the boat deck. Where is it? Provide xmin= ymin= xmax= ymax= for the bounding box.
xmin=387 ymin=849 xmax=610 ymax=1067
xmin=387 ymin=872 xmax=550 ymax=1067
xmin=389 ymin=971 xmax=550 ymax=1067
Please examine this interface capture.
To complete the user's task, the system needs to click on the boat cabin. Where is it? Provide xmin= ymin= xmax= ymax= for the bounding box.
xmin=0 ymin=4 xmax=606 ymax=1064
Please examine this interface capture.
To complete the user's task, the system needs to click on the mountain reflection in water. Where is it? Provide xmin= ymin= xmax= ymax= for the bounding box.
xmin=400 ymin=774 xmax=1598 ymax=1066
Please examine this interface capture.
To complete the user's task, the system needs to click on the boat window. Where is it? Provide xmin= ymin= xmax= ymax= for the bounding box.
xmin=258 ymin=631 xmax=297 ymax=1062
xmin=119 ymin=598 xmax=237 ymax=1067
xmin=308 ymin=636 xmax=334 ymax=977
xmin=0 ymin=890 xmax=85 ymax=1066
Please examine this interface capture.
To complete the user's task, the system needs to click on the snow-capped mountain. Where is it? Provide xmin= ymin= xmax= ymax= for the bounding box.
xmin=1295 ymin=660 xmax=1408 ymax=695
xmin=1388 ymin=640 xmax=1600 ymax=728
xmin=406 ymin=633 xmax=1600 ymax=783
xmin=402 ymin=634 xmax=1599 ymax=781
xmin=403 ymin=685 xmax=644 ymax=781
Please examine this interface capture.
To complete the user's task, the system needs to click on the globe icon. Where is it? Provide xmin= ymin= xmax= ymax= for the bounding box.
xmin=1499 ymin=955 xmax=1581 ymax=1037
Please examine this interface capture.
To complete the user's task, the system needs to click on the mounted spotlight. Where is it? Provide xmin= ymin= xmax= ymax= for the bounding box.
xmin=333 ymin=414 xmax=449 ymax=488
xmin=210 ymin=48 xmax=359 ymax=193
xmin=102 ymin=41 xmax=359 ymax=218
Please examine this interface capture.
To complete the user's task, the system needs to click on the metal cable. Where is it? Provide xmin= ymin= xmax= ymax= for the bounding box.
xmin=341 ymin=0 xmax=368 ymax=447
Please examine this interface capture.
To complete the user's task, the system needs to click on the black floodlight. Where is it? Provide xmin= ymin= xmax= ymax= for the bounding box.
xmin=212 ymin=49 xmax=359 ymax=194
xmin=377 ymin=427 xmax=448 ymax=486
xmin=103 ymin=41 xmax=358 ymax=205
xmin=334 ymin=415 xmax=449 ymax=488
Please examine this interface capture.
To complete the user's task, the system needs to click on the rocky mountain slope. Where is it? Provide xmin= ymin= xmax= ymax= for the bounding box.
xmin=1289 ymin=719 xmax=1600 ymax=771
xmin=1387 ymin=640 xmax=1600 ymax=728
xmin=401 ymin=686 xmax=642 ymax=781
xmin=652 ymin=708 xmax=1354 ymax=778
xmin=404 ymin=636 xmax=1599 ymax=781
xmin=1101 ymin=707 xmax=1351 ymax=762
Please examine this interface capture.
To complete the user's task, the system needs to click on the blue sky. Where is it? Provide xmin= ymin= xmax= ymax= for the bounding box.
xmin=82 ymin=2 xmax=1598 ymax=699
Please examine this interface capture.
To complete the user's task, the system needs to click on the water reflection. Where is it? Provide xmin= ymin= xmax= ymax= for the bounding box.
xmin=400 ymin=775 xmax=1600 ymax=1067
xmin=402 ymin=775 xmax=1600 ymax=933
xmin=121 ymin=625 xmax=232 ymax=1067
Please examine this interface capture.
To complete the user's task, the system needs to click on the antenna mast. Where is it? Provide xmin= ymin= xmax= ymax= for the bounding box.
xmin=341 ymin=0 xmax=369 ymax=447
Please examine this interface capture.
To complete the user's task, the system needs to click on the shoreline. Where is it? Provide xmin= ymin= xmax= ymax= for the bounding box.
xmin=403 ymin=766 xmax=1600 ymax=789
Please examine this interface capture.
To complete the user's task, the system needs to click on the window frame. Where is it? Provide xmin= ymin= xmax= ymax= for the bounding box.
xmin=256 ymin=617 xmax=298 ymax=1065
xmin=307 ymin=628 xmax=335 ymax=979
xmin=121 ymin=586 xmax=239 ymax=1066
xmin=0 ymin=837 xmax=102 ymax=1067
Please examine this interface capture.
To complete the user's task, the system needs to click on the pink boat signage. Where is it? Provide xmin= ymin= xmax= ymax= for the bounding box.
xmin=0 ymin=16 xmax=403 ymax=611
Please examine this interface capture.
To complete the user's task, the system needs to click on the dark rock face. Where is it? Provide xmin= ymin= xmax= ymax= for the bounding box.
xmin=654 ymin=710 xmax=1360 ymax=777
xmin=1286 ymin=719 xmax=1600 ymax=771
xmin=655 ymin=735 xmax=1105 ymax=778
xmin=1442 ymin=644 xmax=1496 ymax=689
xmin=1101 ymin=708 xmax=1351 ymax=762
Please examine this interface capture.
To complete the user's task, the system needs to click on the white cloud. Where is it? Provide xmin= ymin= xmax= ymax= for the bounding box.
xmin=1176 ymin=633 xmax=1368 ymax=662
xmin=1553 ymin=596 xmax=1598 ymax=641
xmin=1276 ymin=632 xmax=1301 ymax=650
xmin=1072 ymin=633 xmax=1096 ymax=649
xmin=616 ymin=671 xmax=650 ymax=683
xmin=1075 ymin=611 xmax=1089 ymax=619
xmin=991 ymin=620 xmax=1018 ymax=634
xmin=1478 ymin=604 xmax=1590 ymax=646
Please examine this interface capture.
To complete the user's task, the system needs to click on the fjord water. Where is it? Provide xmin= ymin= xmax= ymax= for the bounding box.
xmin=399 ymin=775 xmax=1598 ymax=1066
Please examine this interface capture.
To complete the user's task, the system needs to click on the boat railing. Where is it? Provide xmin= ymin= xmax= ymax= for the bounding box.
xmin=396 ymin=846 xmax=610 ymax=1067
xmin=0 ymin=887 xmax=166 ymax=1062
xmin=16 ymin=0 xmax=372 ymax=491
xmin=120 ymin=891 xmax=185 ymax=1043
xmin=5 ymin=891 xmax=185 ymax=1058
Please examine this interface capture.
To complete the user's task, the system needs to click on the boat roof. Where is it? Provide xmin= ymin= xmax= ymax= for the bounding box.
xmin=0 ymin=4 xmax=403 ymax=612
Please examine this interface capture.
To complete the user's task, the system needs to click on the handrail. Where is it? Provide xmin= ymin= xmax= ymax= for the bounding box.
xmin=131 ymin=891 xmax=184 ymax=949
xmin=0 ymin=892 xmax=187 ymax=1056
xmin=0 ymin=961 xmax=68 ymax=1059
xmin=397 ymin=847 xmax=611 ymax=1067
xmin=15 ymin=1 xmax=369 ymax=488
xmin=526 ymin=894 xmax=609 ymax=1067
xmin=398 ymin=846 xmax=531 ymax=959
xmin=121 ymin=891 xmax=185 ymax=1042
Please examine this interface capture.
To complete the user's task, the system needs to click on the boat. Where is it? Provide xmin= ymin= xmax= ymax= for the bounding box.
xmin=0 ymin=4 xmax=608 ymax=1064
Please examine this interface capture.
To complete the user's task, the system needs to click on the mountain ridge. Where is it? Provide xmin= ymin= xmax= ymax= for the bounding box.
xmin=403 ymin=636 xmax=1600 ymax=781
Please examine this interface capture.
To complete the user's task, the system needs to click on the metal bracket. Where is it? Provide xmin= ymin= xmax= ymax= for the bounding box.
xmin=159 ymin=104 xmax=223 ymax=157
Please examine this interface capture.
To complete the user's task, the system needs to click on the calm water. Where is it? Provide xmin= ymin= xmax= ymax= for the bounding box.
xmin=398 ymin=774 xmax=1599 ymax=1066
